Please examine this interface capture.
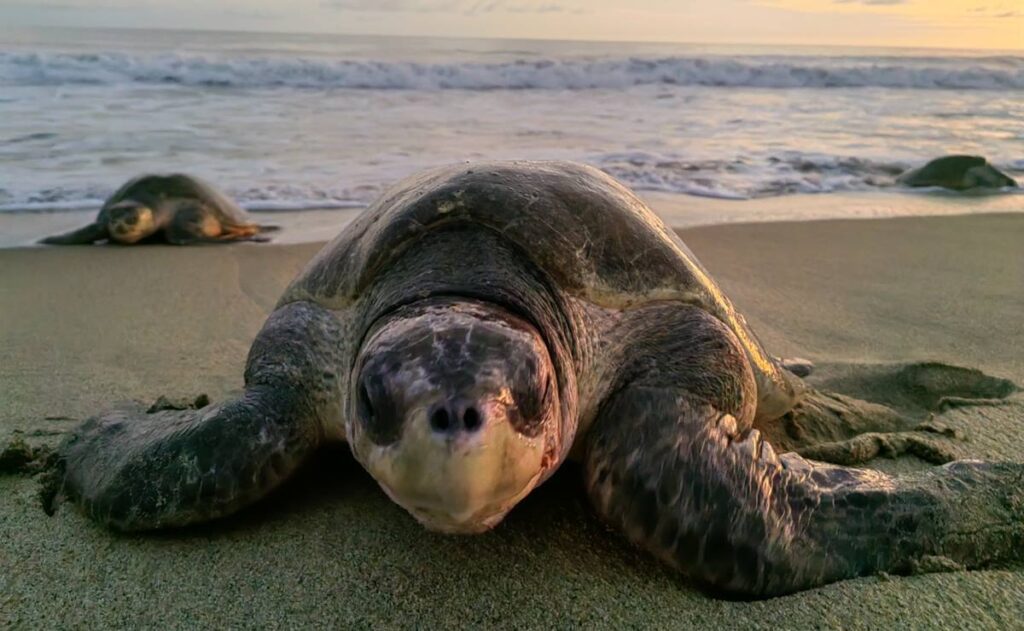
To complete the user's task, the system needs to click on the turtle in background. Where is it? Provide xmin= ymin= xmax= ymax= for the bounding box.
xmin=44 ymin=161 xmax=1023 ymax=598
xmin=40 ymin=174 xmax=277 ymax=245
xmin=897 ymin=155 xmax=1017 ymax=191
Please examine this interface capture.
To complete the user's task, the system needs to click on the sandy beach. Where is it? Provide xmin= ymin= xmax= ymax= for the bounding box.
xmin=2 ymin=210 xmax=1023 ymax=628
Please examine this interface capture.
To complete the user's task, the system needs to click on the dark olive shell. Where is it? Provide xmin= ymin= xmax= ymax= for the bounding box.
xmin=284 ymin=161 xmax=723 ymax=309
xmin=100 ymin=173 xmax=252 ymax=225
xmin=280 ymin=161 xmax=788 ymax=408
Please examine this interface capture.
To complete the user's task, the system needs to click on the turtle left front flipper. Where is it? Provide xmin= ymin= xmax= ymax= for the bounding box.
xmin=52 ymin=301 xmax=345 ymax=530
xmin=39 ymin=222 xmax=109 ymax=245
xmin=584 ymin=307 xmax=1024 ymax=598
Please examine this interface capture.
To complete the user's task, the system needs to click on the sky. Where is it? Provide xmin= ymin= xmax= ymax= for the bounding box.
xmin=0 ymin=0 xmax=1021 ymax=50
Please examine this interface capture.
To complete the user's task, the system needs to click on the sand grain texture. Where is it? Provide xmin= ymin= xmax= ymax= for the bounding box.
xmin=2 ymin=213 xmax=1023 ymax=629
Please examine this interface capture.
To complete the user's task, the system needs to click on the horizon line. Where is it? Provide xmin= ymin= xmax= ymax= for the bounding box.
xmin=3 ymin=23 xmax=1022 ymax=55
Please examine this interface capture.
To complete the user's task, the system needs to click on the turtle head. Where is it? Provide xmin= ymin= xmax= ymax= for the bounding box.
xmin=350 ymin=298 xmax=563 ymax=534
xmin=106 ymin=201 xmax=157 ymax=244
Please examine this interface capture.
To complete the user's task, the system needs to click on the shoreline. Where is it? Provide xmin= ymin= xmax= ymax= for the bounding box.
xmin=0 ymin=190 xmax=1021 ymax=249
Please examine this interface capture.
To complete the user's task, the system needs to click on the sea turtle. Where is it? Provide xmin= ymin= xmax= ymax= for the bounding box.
xmin=50 ymin=162 xmax=1023 ymax=597
xmin=40 ymin=174 xmax=276 ymax=245
xmin=896 ymin=155 xmax=1017 ymax=191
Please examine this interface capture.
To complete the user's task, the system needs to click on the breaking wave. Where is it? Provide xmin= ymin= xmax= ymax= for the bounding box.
xmin=2 ymin=152 xmax=1018 ymax=213
xmin=594 ymin=152 xmax=918 ymax=199
xmin=2 ymin=51 xmax=1022 ymax=90
xmin=0 ymin=183 xmax=369 ymax=214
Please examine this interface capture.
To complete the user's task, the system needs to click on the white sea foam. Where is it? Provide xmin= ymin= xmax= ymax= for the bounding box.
xmin=595 ymin=152 xmax=917 ymax=199
xmin=0 ymin=186 xmax=369 ymax=214
xmin=1 ymin=151 xmax=1017 ymax=214
xmin=2 ymin=51 xmax=1022 ymax=90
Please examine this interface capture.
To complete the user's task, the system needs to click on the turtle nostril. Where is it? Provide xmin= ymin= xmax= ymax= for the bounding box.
xmin=462 ymin=407 xmax=482 ymax=432
xmin=429 ymin=402 xmax=484 ymax=435
xmin=430 ymin=408 xmax=451 ymax=432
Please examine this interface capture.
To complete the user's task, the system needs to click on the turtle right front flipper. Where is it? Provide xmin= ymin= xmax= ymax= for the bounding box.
xmin=586 ymin=390 xmax=1024 ymax=597
xmin=54 ymin=301 xmax=346 ymax=530
xmin=584 ymin=306 xmax=1024 ymax=598
xmin=39 ymin=222 xmax=109 ymax=245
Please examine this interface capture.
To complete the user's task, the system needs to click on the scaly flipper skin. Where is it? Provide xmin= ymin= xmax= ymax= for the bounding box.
xmin=584 ymin=305 xmax=1024 ymax=598
xmin=39 ymin=222 xmax=109 ymax=245
xmin=54 ymin=301 xmax=345 ymax=530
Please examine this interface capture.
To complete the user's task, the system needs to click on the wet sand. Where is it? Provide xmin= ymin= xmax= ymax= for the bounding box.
xmin=1 ymin=212 xmax=1022 ymax=628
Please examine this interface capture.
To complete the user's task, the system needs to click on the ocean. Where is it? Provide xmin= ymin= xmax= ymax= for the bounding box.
xmin=1 ymin=26 xmax=1021 ymax=224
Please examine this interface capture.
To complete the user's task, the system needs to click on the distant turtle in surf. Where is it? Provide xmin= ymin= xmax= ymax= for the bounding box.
xmin=47 ymin=161 xmax=1023 ymax=598
xmin=896 ymin=155 xmax=1017 ymax=191
xmin=40 ymin=174 xmax=277 ymax=245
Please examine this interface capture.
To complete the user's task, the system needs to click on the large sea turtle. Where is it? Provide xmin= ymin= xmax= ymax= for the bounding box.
xmin=40 ymin=174 xmax=276 ymax=245
xmin=896 ymin=155 xmax=1017 ymax=191
xmin=50 ymin=162 xmax=1022 ymax=597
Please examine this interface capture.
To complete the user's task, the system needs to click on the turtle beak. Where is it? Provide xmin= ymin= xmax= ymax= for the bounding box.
xmin=107 ymin=202 xmax=155 ymax=244
xmin=348 ymin=299 xmax=562 ymax=533
xmin=359 ymin=397 xmax=550 ymax=534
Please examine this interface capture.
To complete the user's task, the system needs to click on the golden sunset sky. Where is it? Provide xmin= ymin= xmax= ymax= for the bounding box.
xmin=1 ymin=0 xmax=1021 ymax=50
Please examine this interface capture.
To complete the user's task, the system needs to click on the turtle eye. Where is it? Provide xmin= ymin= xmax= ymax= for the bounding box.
xmin=356 ymin=373 xmax=403 ymax=445
xmin=358 ymin=382 xmax=375 ymax=421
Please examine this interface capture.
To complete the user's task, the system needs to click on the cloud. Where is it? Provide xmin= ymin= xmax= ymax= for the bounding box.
xmin=223 ymin=7 xmax=277 ymax=20
xmin=469 ymin=1 xmax=580 ymax=14
xmin=0 ymin=1 xmax=126 ymax=10
xmin=833 ymin=0 xmax=908 ymax=5
xmin=319 ymin=0 xmax=578 ymax=13
xmin=320 ymin=0 xmax=462 ymax=11
xmin=967 ymin=4 xmax=1023 ymax=17
xmin=753 ymin=0 xmax=911 ymax=11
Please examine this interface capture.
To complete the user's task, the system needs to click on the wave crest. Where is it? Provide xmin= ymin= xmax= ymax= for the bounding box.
xmin=595 ymin=152 xmax=918 ymax=199
xmin=3 ymin=152 xmax=1017 ymax=213
xmin=2 ymin=51 xmax=1022 ymax=90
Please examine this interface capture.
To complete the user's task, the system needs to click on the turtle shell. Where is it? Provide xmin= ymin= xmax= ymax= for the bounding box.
xmin=895 ymin=155 xmax=1017 ymax=190
xmin=280 ymin=161 xmax=781 ymax=386
xmin=101 ymin=174 xmax=253 ymax=226
xmin=286 ymin=162 xmax=713 ymax=306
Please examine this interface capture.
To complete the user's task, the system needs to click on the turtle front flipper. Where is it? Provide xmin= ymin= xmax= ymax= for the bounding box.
xmin=39 ymin=222 xmax=109 ymax=245
xmin=585 ymin=307 xmax=1024 ymax=597
xmin=57 ymin=387 xmax=318 ymax=530
xmin=53 ymin=301 xmax=345 ymax=530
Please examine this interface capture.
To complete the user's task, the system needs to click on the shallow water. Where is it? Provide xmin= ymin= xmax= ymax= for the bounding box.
xmin=0 ymin=27 xmax=1021 ymax=214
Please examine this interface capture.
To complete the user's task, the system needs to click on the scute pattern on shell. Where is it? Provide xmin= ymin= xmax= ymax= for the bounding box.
xmin=281 ymin=161 xmax=712 ymax=308
xmin=278 ymin=161 xmax=790 ymax=417
xmin=102 ymin=173 xmax=254 ymax=226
